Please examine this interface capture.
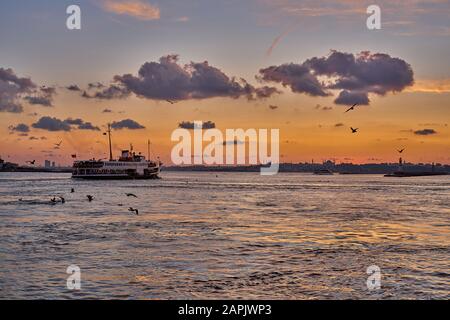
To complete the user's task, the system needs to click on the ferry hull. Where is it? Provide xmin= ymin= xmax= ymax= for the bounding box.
xmin=72 ymin=174 xmax=160 ymax=180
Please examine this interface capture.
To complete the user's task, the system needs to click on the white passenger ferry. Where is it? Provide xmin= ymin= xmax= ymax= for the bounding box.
xmin=72 ymin=124 xmax=161 ymax=180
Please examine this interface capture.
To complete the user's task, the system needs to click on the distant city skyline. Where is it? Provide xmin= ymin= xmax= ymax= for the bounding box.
xmin=1 ymin=0 xmax=449 ymax=166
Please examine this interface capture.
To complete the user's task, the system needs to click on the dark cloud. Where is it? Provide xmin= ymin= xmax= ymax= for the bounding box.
xmin=32 ymin=117 xmax=101 ymax=132
xmin=24 ymin=86 xmax=56 ymax=107
xmin=259 ymin=50 xmax=414 ymax=105
xmin=85 ymin=55 xmax=279 ymax=102
xmin=111 ymin=119 xmax=146 ymax=130
xmin=178 ymin=121 xmax=216 ymax=130
xmin=414 ymin=128 xmax=437 ymax=135
xmin=62 ymin=118 xmax=100 ymax=131
xmin=8 ymin=123 xmax=30 ymax=133
xmin=82 ymin=84 xmax=130 ymax=100
xmin=0 ymin=68 xmax=35 ymax=113
xmin=78 ymin=122 xmax=100 ymax=131
xmin=64 ymin=118 xmax=84 ymax=125
xmin=32 ymin=117 xmax=71 ymax=132
xmin=66 ymin=85 xmax=81 ymax=91
xmin=334 ymin=90 xmax=369 ymax=105
xmin=259 ymin=63 xmax=329 ymax=97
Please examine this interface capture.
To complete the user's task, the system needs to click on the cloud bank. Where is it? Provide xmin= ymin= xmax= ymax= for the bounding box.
xmin=32 ymin=117 xmax=100 ymax=132
xmin=83 ymin=55 xmax=280 ymax=102
xmin=259 ymin=50 xmax=414 ymax=105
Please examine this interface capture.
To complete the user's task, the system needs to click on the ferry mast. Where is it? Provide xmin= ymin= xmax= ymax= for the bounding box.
xmin=106 ymin=123 xmax=113 ymax=161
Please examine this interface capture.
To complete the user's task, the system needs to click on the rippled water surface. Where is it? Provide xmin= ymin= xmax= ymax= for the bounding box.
xmin=0 ymin=172 xmax=449 ymax=299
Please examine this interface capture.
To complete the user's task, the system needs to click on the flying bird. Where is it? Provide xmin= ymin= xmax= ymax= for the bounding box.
xmin=59 ymin=196 xmax=65 ymax=204
xmin=26 ymin=160 xmax=36 ymax=165
xmin=345 ymin=103 xmax=358 ymax=113
xmin=166 ymin=100 xmax=177 ymax=105
xmin=126 ymin=193 xmax=138 ymax=198
xmin=54 ymin=141 xmax=63 ymax=147
xmin=87 ymin=195 xmax=94 ymax=202
xmin=350 ymin=127 xmax=359 ymax=134
xmin=398 ymin=148 xmax=405 ymax=153
xmin=128 ymin=207 xmax=139 ymax=215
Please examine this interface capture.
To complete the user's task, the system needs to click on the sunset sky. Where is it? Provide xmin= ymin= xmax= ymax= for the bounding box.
xmin=1 ymin=0 xmax=449 ymax=166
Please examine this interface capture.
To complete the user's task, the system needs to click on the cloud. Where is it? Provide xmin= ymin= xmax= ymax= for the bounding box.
xmin=66 ymin=85 xmax=81 ymax=91
xmin=178 ymin=121 xmax=216 ymax=130
xmin=259 ymin=63 xmax=329 ymax=97
xmin=334 ymin=90 xmax=369 ymax=105
xmin=82 ymin=85 xmax=130 ymax=100
xmin=24 ymin=86 xmax=56 ymax=107
xmin=32 ymin=117 xmax=71 ymax=132
xmin=64 ymin=118 xmax=84 ymax=125
xmin=102 ymin=0 xmax=160 ymax=21
xmin=8 ymin=123 xmax=30 ymax=133
xmin=85 ymin=55 xmax=279 ymax=102
xmin=111 ymin=119 xmax=145 ymax=130
xmin=414 ymin=128 xmax=437 ymax=135
xmin=259 ymin=50 xmax=414 ymax=105
xmin=0 ymin=68 xmax=35 ymax=113
xmin=78 ymin=122 xmax=101 ymax=131
xmin=32 ymin=117 xmax=101 ymax=131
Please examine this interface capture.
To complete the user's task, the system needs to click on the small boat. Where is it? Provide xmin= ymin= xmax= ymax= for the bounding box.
xmin=72 ymin=124 xmax=161 ymax=180
xmin=313 ymin=168 xmax=334 ymax=175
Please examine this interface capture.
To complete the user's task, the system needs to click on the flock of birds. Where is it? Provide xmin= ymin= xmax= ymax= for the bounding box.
xmin=27 ymin=189 xmax=142 ymax=216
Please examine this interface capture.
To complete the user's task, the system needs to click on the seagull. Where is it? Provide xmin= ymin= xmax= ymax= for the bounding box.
xmin=398 ymin=148 xmax=405 ymax=153
xmin=50 ymin=197 xmax=57 ymax=204
xmin=71 ymin=188 xmax=75 ymax=193
xmin=345 ymin=103 xmax=358 ymax=113
xmin=87 ymin=195 xmax=94 ymax=202
xmin=128 ymin=207 xmax=139 ymax=215
xmin=126 ymin=193 xmax=138 ymax=198
xmin=166 ymin=99 xmax=176 ymax=105
xmin=59 ymin=196 xmax=65 ymax=204
xmin=350 ymin=127 xmax=359 ymax=134
xmin=26 ymin=160 xmax=36 ymax=165
xmin=54 ymin=141 xmax=63 ymax=147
